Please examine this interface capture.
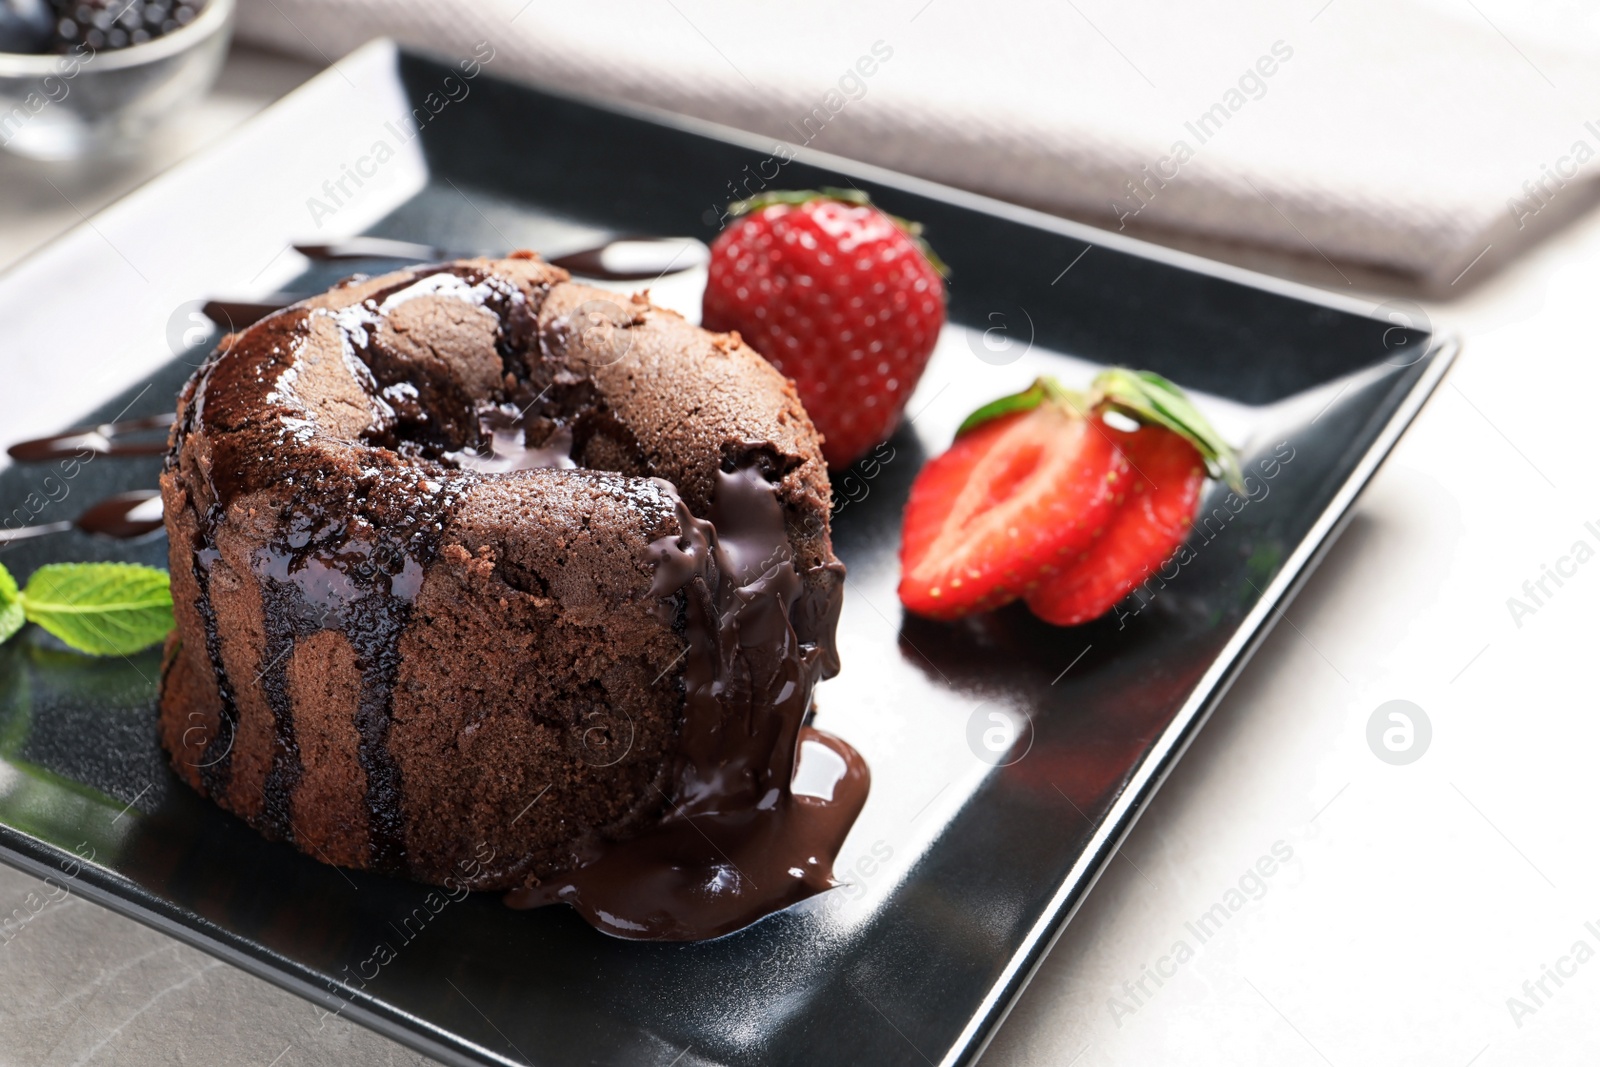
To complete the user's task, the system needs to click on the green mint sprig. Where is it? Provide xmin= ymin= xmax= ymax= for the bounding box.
xmin=0 ymin=561 xmax=173 ymax=656
xmin=957 ymin=367 xmax=1245 ymax=492
xmin=0 ymin=565 xmax=22 ymax=646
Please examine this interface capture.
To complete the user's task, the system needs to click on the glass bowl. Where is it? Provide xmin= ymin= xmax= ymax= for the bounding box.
xmin=0 ymin=0 xmax=234 ymax=161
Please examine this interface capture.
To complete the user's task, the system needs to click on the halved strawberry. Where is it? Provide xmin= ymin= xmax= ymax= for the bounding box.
xmin=897 ymin=368 xmax=1241 ymax=627
xmin=1025 ymin=426 xmax=1205 ymax=626
xmin=897 ymin=401 xmax=1125 ymax=620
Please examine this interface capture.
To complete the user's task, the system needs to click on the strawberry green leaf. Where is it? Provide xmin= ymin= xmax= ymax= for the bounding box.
xmin=1090 ymin=367 xmax=1244 ymax=492
xmin=0 ymin=562 xmax=21 ymax=645
xmin=724 ymin=187 xmax=949 ymax=279
xmin=956 ymin=379 xmax=1048 ymax=436
xmin=902 ymin=227 xmax=950 ymax=281
xmin=957 ymin=376 xmax=1092 ymax=437
xmin=19 ymin=563 xmax=173 ymax=656
xmin=726 ymin=187 xmax=871 ymax=218
xmin=955 ymin=370 xmax=1243 ymax=491
xmin=957 ymin=378 xmax=1056 ymax=437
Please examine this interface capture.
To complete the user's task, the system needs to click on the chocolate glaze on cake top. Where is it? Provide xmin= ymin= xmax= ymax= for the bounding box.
xmin=157 ymin=254 xmax=864 ymax=940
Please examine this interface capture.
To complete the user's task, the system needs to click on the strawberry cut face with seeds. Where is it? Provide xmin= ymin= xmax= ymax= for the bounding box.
xmin=897 ymin=405 xmax=1126 ymax=620
xmin=896 ymin=368 xmax=1241 ymax=627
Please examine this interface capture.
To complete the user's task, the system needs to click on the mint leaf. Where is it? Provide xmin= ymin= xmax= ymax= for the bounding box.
xmin=0 ymin=562 xmax=21 ymax=645
xmin=19 ymin=563 xmax=173 ymax=656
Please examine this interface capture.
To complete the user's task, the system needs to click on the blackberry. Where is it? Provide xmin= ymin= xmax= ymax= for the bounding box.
xmin=46 ymin=0 xmax=205 ymax=53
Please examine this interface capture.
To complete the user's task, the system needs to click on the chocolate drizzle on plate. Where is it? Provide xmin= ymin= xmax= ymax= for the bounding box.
xmin=8 ymin=414 xmax=175 ymax=463
xmin=73 ymin=490 xmax=166 ymax=539
xmin=0 ymin=490 xmax=166 ymax=545
xmin=506 ymin=466 xmax=867 ymax=940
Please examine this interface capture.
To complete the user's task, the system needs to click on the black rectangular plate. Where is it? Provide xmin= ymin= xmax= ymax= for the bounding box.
xmin=0 ymin=40 xmax=1453 ymax=1067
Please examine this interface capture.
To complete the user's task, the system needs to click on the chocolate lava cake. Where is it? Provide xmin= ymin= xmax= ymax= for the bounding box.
xmin=158 ymin=254 xmax=867 ymax=939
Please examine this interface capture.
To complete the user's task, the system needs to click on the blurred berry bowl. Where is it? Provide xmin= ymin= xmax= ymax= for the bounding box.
xmin=0 ymin=0 xmax=233 ymax=161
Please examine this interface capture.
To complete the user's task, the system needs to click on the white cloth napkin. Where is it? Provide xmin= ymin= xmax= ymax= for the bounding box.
xmin=236 ymin=0 xmax=1600 ymax=283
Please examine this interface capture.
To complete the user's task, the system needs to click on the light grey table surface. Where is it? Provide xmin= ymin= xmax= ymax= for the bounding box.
xmin=3 ymin=42 xmax=1597 ymax=1067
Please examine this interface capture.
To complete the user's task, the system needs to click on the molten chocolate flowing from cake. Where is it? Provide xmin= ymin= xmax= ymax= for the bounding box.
xmin=506 ymin=467 xmax=866 ymax=938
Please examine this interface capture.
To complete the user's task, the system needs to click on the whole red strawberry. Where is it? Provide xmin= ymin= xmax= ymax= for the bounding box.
xmin=702 ymin=189 xmax=947 ymax=470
